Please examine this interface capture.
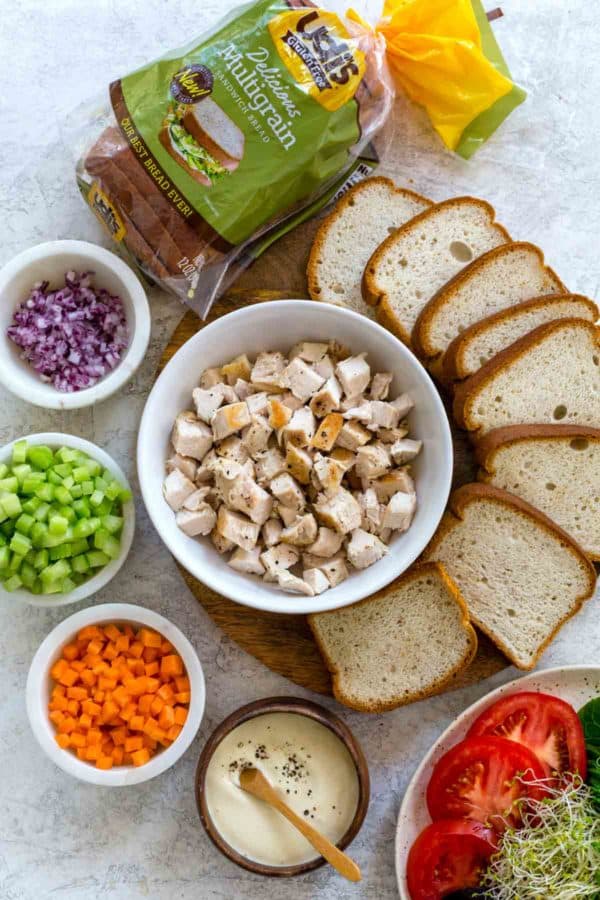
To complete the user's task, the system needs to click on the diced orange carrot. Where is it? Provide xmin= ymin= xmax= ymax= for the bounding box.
xmin=49 ymin=710 xmax=64 ymax=726
xmin=174 ymin=692 xmax=191 ymax=704
xmin=120 ymin=702 xmax=137 ymax=722
xmin=58 ymin=667 xmax=79 ymax=687
xmin=92 ymin=661 xmax=110 ymax=676
xmin=51 ymin=658 xmax=69 ymax=681
xmin=103 ymin=624 xmax=121 ymax=643
xmin=85 ymin=745 xmax=101 ymax=761
xmin=145 ymin=661 xmax=160 ymax=677
xmin=110 ymin=726 xmax=128 ymax=746
xmin=76 ymin=748 xmax=87 ymax=760
xmin=175 ymin=676 xmax=190 ymax=693
xmin=79 ymin=713 xmax=92 ymax=730
xmin=160 ymin=640 xmax=173 ymax=655
xmin=52 ymin=684 xmax=66 ymax=697
xmin=142 ymin=647 xmax=159 ymax=664
xmin=62 ymin=643 xmax=79 ymax=661
xmin=82 ymin=700 xmax=101 ymax=717
xmin=157 ymin=683 xmax=175 ymax=703
xmin=112 ymin=685 xmax=130 ymax=709
xmin=142 ymin=716 xmax=159 ymax=735
xmin=96 ymin=755 xmax=113 ymax=770
xmin=55 ymin=732 xmax=70 ymax=749
xmin=86 ymin=728 xmax=103 ymax=746
xmin=70 ymin=660 xmax=86 ymax=673
xmin=67 ymin=700 xmax=80 ymax=717
xmin=123 ymin=624 xmax=135 ymax=638
xmin=80 ymin=669 xmax=96 ymax=687
xmin=69 ymin=732 xmax=86 ymax=749
xmin=160 ymin=654 xmax=183 ymax=679
xmin=93 ymin=690 xmax=105 ymax=703
xmin=103 ymin=643 xmax=118 ymax=661
xmin=87 ymin=638 xmax=104 ymax=656
xmin=124 ymin=735 xmax=144 ymax=753
xmin=49 ymin=695 xmax=68 ymax=712
xmin=174 ymin=706 xmax=188 ymax=726
xmin=98 ymin=676 xmax=117 ymax=692
xmin=140 ymin=628 xmax=162 ymax=649
xmin=101 ymin=700 xmax=119 ymax=723
xmin=126 ymin=676 xmax=147 ymax=696
xmin=129 ymin=641 xmax=144 ymax=659
xmin=138 ymin=694 xmax=153 ymax=715
xmin=66 ymin=686 xmax=88 ymax=701
xmin=167 ymin=724 xmax=183 ymax=741
xmin=131 ymin=748 xmax=150 ymax=767
xmin=142 ymin=734 xmax=157 ymax=751
xmin=112 ymin=746 xmax=124 ymax=765
xmin=150 ymin=696 xmax=164 ymax=717
xmin=129 ymin=715 xmax=145 ymax=731
xmin=159 ymin=706 xmax=175 ymax=730
xmin=115 ymin=634 xmax=130 ymax=653
xmin=78 ymin=625 xmax=103 ymax=641
xmin=145 ymin=677 xmax=160 ymax=694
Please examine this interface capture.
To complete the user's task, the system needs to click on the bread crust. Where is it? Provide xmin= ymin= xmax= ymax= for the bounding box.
xmin=158 ymin=125 xmax=212 ymax=187
xmin=452 ymin=318 xmax=600 ymax=433
xmin=308 ymin=561 xmax=478 ymax=713
xmin=424 ymin=483 xmax=597 ymax=669
xmin=442 ymin=294 xmax=597 ymax=383
xmin=306 ymin=176 xmax=432 ymax=303
xmin=412 ymin=242 xmax=566 ymax=361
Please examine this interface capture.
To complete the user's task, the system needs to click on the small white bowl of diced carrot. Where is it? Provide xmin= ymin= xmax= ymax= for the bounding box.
xmin=26 ymin=603 xmax=205 ymax=785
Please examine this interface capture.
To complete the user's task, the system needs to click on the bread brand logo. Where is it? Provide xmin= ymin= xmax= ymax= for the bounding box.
xmin=170 ymin=64 xmax=214 ymax=104
xmin=88 ymin=183 xmax=125 ymax=242
xmin=268 ymin=9 xmax=365 ymax=112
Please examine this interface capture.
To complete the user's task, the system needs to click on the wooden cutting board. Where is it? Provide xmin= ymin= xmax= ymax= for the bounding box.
xmin=157 ymin=225 xmax=507 ymax=702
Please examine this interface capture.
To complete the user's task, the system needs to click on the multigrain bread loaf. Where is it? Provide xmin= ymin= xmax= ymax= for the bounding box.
xmin=476 ymin=425 xmax=600 ymax=560
xmin=413 ymin=242 xmax=566 ymax=364
xmin=423 ymin=484 xmax=596 ymax=670
xmin=362 ymin=197 xmax=510 ymax=345
xmin=308 ymin=562 xmax=477 ymax=712
xmin=307 ymin=177 xmax=432 ymax=318
xmin=443 ymin=294 xmax=598 ymax=383
xmin=453 ymin=318 xmax=600 ymax=437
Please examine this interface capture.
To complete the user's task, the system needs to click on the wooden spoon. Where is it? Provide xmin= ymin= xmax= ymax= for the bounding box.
xmin=238 ymin=766 xmax=362 ymax=882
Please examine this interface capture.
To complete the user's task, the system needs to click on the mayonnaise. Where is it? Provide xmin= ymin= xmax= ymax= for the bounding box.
xmin=204 ymin=712 xmax=360 ymax=867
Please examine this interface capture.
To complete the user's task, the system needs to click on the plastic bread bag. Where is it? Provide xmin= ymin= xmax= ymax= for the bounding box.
xmin=74 ymin=0 xmax=524 ymax=317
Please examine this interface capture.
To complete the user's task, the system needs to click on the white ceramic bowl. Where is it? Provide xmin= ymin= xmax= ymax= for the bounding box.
xmin=0 ymin=240 xmax=151 ymax=409
xmin=26 ymin=603 xmax=206 ymax=786
xmin=138 ymin=301 xmax=453 ymax=615
xmin=0 ymin=433 xmax=135 ymax=607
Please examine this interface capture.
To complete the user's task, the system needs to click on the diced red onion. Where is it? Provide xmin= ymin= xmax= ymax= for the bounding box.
xmin=7 ymin=271 xmax=129 ymax=393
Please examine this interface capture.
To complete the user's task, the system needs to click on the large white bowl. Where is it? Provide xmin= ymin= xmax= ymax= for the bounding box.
xmin=0 ymin=433 xmax=135 ymax=607
xmin=0 ymin=240 xmax=150 ymax=409
xmin=138 ymin=301 xmax=453 ymax=615
xmin=26 ymin=603 xmax=206 ymax=786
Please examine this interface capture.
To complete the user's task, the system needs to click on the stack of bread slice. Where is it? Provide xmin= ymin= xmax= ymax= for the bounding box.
xmin=308 ymin=176 xmax=599 ymax=711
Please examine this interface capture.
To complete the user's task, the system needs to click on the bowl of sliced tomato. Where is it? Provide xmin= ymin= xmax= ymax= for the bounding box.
xmin=396 ymin=666 xmax=600 ymax=900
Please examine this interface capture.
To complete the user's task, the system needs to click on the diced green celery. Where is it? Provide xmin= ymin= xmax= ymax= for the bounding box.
xmin=0 ymin=546 xmax=9 ymax=570
xmin=94 ymin=528 xmax=110 ymax=550
xmin=89 ymin=490 xmax=104 ymax=508
xmin=8 ymin=553 xmax=21 ymax=573
xmin=22 ymin=475 xmax=46 ymax=493
xmin=88 ymin=517 xmax=101 ymax=533
xmin=41 ymin=580 xmax=63 ymax=595
xmin=70 ymin=485 xmax=83 ymax=499
xmin=11 ymin=440 xmax=28 ymax=465
xmin=84 ymin=459 xmax=101 ymax=478
xmin=47 ymin=471 xmax=63 ymax=486
xmin=33 ymin=549 xmax=49 ymax=570
xmin=70 ymin=539 xmax=89 ymax=556
xmin=0 ymin=521 xmax=13 ymax=537
xmin=94 ymin=476 xmax=108 ymax=493
xmin=58 ymin=505 xmax=76 ymax=523
xmin=60 ymin=577 xmax=76 ymax=593
xmin=104 ymin=480 xmax=122 ymax=501
xmin=48 ymin=515 xmax=68 ymax=536
xmin=53 ymin=463 xmax=72 ymax=478
xmin=0 ymin=477 xmax=18 ymax=493
xmin=27 ymin=445 xmax=54 ymax=470
xmin=101 ymin=514 xmax=123 ymax=535
xmin=1 ymin=493 xmax=22 ymax=518
xmin=54 ymin=486 xmax=73 ymax=505
xmin=20 ymin=562 xmax=36 ymax=588
xmin=30 ymin=578 xmax=42 ymax=594
xmin=24 ymin=549 xmax=37 ymax=564
xmin=33 ymin=502 xmax=50 ymax=522
xmin=42 ymin=528 xmax=73 ymax=549
xmin=10 ymin=532 xmax=32 ymax=556
xmin=71 ymin=572 xmax=86 ymax=586
xmin=15 ymin=514 xmax=34 ymax=536
xmin=0 ymin=532 xmax=6 ymax=547
xmin=72 ymin=465 xmax=90 ymax=484
xmin=72 ymin=519 xmax=93 ymax=539
xmin=56 ymin=447 xmax=78 ymax=464
xmin=0 ymin=464 xmax=7 ymax=480
xmin=34 ymin=483 xmax=54 ymax=502
xmin=62 ymin=476 xmax=75 ymax=490
xmin=87 ymin=550 xmax=109 ymax=568
xmin=81 ymin=480 xmax=94 ymax=496
xmin=103 ymin=535 xmax=121 ymax=560
xmin=49 ymin=543 xmax=73 ymax=561
xmin=13 ymin=464 xmax=32 ymax=483
xmin=71 ymin=553 xmax=90 ymax=574
xmin=3 ymin=574 xmax=22 ymax=591
xmin=119 ymin=488 xmax=132 ymax=504
xmin=72 ymin=498 xmax=91 ymax=518
xmin=30 ymin=522 xmax=48 ymax=548
xmin=40 ymin=559 xmax=71 ymax=584
xmin=94 ymin=498 xmax=112 ymax=517
xmin=22 ymin=497 xmax=41 ymax=514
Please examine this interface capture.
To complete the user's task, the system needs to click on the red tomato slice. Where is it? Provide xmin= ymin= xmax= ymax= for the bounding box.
xmin=406 ymin=819 xmax=496 ymax=900
xmin=466 ymin=691 xmax=587 ymax=778
xmin=426 ymin=736 xmax=547 ymax=834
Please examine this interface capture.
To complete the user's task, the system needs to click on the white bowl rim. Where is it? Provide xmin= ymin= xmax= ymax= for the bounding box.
xmin=138 ymin=299 xmax=453 ymax=615
xmin=26 ymin=602 xmax=206 ymax=786
xmin=0 ymin=432 xmax=135 ymax=607
xmin=0 ymin=240 xmax=151 ymax=410
xmin=394 ymin=664 xmax=600 ymax=898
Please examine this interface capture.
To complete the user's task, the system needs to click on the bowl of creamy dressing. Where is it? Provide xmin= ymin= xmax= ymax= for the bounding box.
xmin=196 ymin=697 xmax=369 ymax=876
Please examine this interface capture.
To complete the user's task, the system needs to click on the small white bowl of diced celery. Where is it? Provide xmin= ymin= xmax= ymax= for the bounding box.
xmin=0 ymin=433 xmax=134 ymax=606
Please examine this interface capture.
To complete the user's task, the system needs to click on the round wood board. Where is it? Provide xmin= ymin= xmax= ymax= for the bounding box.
xmin=157 ymin=230 xmax=507 ymax=703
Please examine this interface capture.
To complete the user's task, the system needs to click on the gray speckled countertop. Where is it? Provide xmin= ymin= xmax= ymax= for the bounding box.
xmin=1 ymin=1 xmax=599 ymax=897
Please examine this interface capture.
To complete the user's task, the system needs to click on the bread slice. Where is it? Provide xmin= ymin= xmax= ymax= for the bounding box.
xmin=308 ymin=562 xmax=477 ymax=712
xmin=476 ymin=425 xmax=600 ymax=560
xmin=454 ymin=318 xmax=600 ymax=437
xmin=362 ymin=197 xmax=510 ymax=345
xmin=443 ymin=294 xmax=598 ymax=382
xmin=413 ymin=242 xmax=566 ymax=364
xmin=183 ymin=98 xmax=244 ymax=169
xmin=307 ymin=177 xmax=432 ymax=318
xmin=423 ymin=484 xmax=596 ymax=669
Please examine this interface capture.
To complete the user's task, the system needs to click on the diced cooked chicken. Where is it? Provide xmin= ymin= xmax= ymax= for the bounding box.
xmin=285 ymin=444 xmax=313 ymax=484
xmin=283 ymin=358 xmax=325 ymax=402
xmin=312 ymin=454 xmax=345 ymax=495
xmin=302 ymin=568 xmax=330 ymax=595
xmin=277 ymin=504 xmax=298 ymax=526
xmin=172 ymin=411 xmax=213 ymax=460
xmin=268 ymin=398 xmax=292 ymax=430
xmin=314 ymin=488 xmax=362 ymax=534
xmin=166 ymin=453 xmax=197 ymax=481
xmin=311 ymin=552 xmax=349 ymax=587
xmin=217 ymin=506 xmax=260 ymax=551
xmin=221 ymin=354 xmax=252 ymax=385
xmin=227 ymin=476 xmax=273 ymax=525
xmin=270 ymin=473 xmax=305 ymax=511
xmin=306 ymin=527 xmax=343 ymax=557
xmin=283 ymin=407 xmax=316 ymax=447
xmin=251 ymin=351 xmax=286 ymax=391
xmin=390 ymin=438 xmax=423 ymax=465
xmin=163 ymin=468 xmax=196 ymax=511
xmin=215 ymin=436 xmax=250 ymax=466
xmin=246 ymin=392 xmax=269 ymax=416
xmin=228 ymin=546 xmax=265 ymax=576
xmin=280 ymin=513 xmax=318 ymax=547
xmin=311 ymin=413 xmax=344 ymax=451
xmin=192 ymin=385 xmax=226 ymax=424
xmin=262 ymin=518 xmax=283 ymax=547
xmin=343 ymin=401 xmax=372 ymax=423
xmin=279 ymin=392 xmax=304 ymax=411
xmin=369 ymin=400 xmax=401 ymax=430
xmin=242 ymin=415 xmax=273 ymax=457
xmin=289 ymin=341 xmax=329 ymax=363
xmin=213 ymin=458 xmax=246 ymax=504
xmin=254 ymin=447 xmax=286 ymax=485
xmin=369 ymin=372 xmax=393 ymax=401
xmin=310 ymin=376 xmax=342 ymax=417
xmin=336 ymin=353 xmax=370 ymax=397
xmin=211 ymin=402 xmax=252 ymax=440
xmin=370 ymin=468 xmax=415 ymax=502
xmin=195 ymin=448 xmax=220 ymax=482
xmin=382 ymin=491 xmax=417 ymax=531
xmin=391 ymin=393 xmax=414 ymax=420
xmin=329 ymin=447 xmax=356 ymax=471
xmin=176 ymin=505 xmax=217 ymax=537
xmin=260 ymin=544 xmax=300 ymax=579
xmin=183 ymin=486 xmax=212 ymax=511
xmin=233 ymin=379 xmax=253 ymax=400
xmin=277 ymin=571 xmax=315 ymax=596
xmin=347 ymin=528 xmax=388 ymax=569
xmin=313 ymin=355 xmax=335 ymax=380
xmin=336 ymin=420 xmax=371 ymax=451
xmin=211 ymin=528 xmax=234 ymax=555
xmin=199 ymin=367 xmax=222 ymax=388
xmin=378 ymin=426 xmax=409 ymax=444
xmin=355 ymin=443 xmax=391 ymax=480
xmin=221 ymin=385 xmax=240 ymax=404
xmin=356 ymin=488 xmax=384 ymax=534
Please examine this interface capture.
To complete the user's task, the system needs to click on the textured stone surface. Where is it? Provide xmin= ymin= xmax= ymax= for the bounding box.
xmin=0 ymin=1 xmax=598 ymax=897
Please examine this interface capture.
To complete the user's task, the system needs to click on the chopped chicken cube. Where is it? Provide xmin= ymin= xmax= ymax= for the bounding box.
xmin=262 ymin=518 xmax=283 ymax=547
xmin=213 ymin=458 xmax=246 ymax=503
xmin=369 ymin=372 xmax=393 ymax=401
xmin=391 ymin=393 xmax=414 ymax=420
xmin=221 ymin=354 xmax=252 ymax=385
xmin=289 ymin=341 xmax=329 ymax=363
xmin=311 ymin=413 xmax=344 ymax=452
xmin=228 ymin=546 xmax=265 ymax=576
xmin=233 ymin=379 xmax=253 ymax=400
xmin=251 ymin=351 xmax=286 ymax=391
xmin=328 ymin=340 xmax=351 ymax=361
xmin=283 ymin=407 xmax=316 ymax=447
xmin=227 ymin=476 xmax=273 ymax=525
xmin=313 ymin=355 xmax=335 ymax=380
xmin=283 ymin=357 xmax=325 ymax=402
xmin=343 ymin=401 xmax=372 ymax=423
xmin=336 ymin=420 xmax=371 ymax=451
xmin=172 ymin=411 xmax=213 ymax=460
xmin=192 ymin=385 xmax=227 ymax=423
xmin=215 ymin=436 xmax=250 ymax=465
xmin=246 ymin=392 xmax=269 ymax=416
xmin=195 ymin=448 xmax=219 ymax=482
xmin=390 ymin=438 xmax=423 ymax=465
xmin=242 ymin=415 xmax=273 ymax=456
xmin=329 ymin=447 xmax=356 ymax=471
xmin=355 ymin=443 xmax=391 ymax=480
xmin=369 ymin=400 xmax=401 ymax=430
xmin=260 ymin=544 xmax=300 ymax=579
xmin=313 ymin=454 xmax=345 ymax=495
xmin=277 ymin=504 xmax=298 ymax=526
xmin=166 ymin=453 xmax=197 ymax=482
xmin=347 ymin=528 xmax=388 ymax=569
xmin=302 ymin=568 xmax=330 ymax=595
xmin=370 ymin=469 xmax=415 ymax=502
xmin=183 ymin=486 xmax=212 ymax=511
xmin=199 ymin=367 xmax=222 ymax=389
xmin=217 ymin=506 xmax=260 ymax=551
xmin=270 ymin=473 xmax=305 ymax=511
xmin=285 ymin=444 xmax=313 ymax=484
xmin=212 ymin=402 xmax=252 ymax=440
xmin=314 ymin=488 xmax=362 ymax=534
xmin=336 ymin=353 xmax=370 ymax=397
xmin=211 ymin=528 xmax=234 ymax=555
xmin=163 ymin=468 xmax=196 ymax=511
xmin=176 ymin=505 xmax=217 ymax=537
xmin=280 ymin=513 xmax=318 ymax=546
xmin=254 ymin=447 xmax=286 ymax=485
xmin=221 ymin=385 xmax=240 ymax=404
xmin=356 ymin=488 xmax=384 ymax=534
xmin=306 ymin=527 xmax=343 ymax=557
xmin=307 ymin=552 xmax=349 ymax=587
xmin=378 ymin=426 xmax=409 ymax=444
xmin=276 ymin=571 xmax=315 ymax=596
xmin=310 ymin=376 xmax=342 ymax=417
xmin=268 ymin=398 xmax=292 ymax=430
xmin=382 ymin=491 xmax=417 ymax=531
xmin=279 ymin=392 xmax=304 ymax=411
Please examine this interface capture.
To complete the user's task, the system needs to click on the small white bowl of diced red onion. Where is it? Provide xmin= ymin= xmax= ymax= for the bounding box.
xmin=0 ymin=240 xmax=150 ymax=409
